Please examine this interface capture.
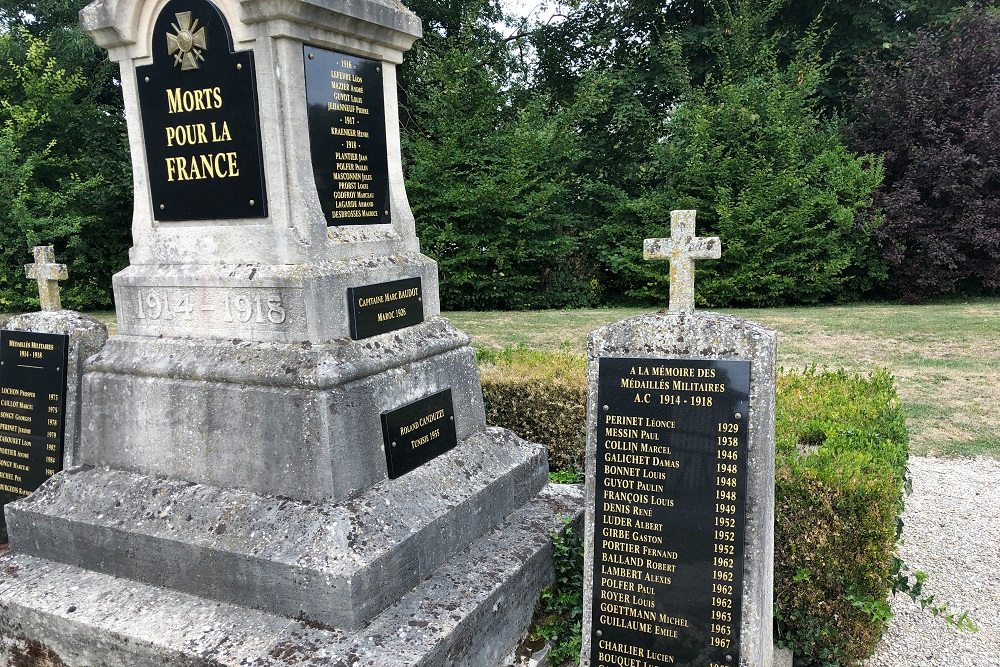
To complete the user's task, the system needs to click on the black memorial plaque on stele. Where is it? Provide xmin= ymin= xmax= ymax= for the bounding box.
xmin=381 ymin=388 xmax=458 ymax=479
xmin=137 ymin=0 xmax=268 ymax=221
xmin=347 ymin=277 xmax=424 ymax=340
xmin=0 ymin=330 xmax=69 ymax=526
xmin=591 ymin=358 xmax=750 ymax=667
xmin=303 ymin=45 xmax=390 ymax=226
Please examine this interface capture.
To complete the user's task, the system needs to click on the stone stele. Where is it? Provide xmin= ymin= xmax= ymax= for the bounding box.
xmin=0 ymin=0 xmax=581 ymax=664
xmin=582 ymin=311 xmax=777 ymax=667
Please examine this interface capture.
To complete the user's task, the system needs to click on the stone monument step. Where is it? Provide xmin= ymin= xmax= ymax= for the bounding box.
xmin=79 ymin=320 xmax=491 ymax=504
xmin=6 ymin=427 xmax=547 ymax=630
xmin=0 ymin=483 xmax=583 ymax=667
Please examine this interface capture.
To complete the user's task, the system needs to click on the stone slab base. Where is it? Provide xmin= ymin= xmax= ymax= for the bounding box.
xmin=0 ymin=484 xmax=583 ymax=667
xmin=6 ymin=427 xmax=547 ymax=630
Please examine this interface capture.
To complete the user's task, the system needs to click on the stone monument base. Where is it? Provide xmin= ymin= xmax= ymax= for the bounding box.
xmin=0 ymin=483 xmax=582 ymax=666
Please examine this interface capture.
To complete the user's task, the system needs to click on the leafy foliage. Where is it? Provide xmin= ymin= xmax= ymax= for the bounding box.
xmin=480 ymin=346 xmax=588 ymax=471
xmin=766 ymin=0 xmax=969 ymax=112
xmin=590 ymin=9 xmax=886 ymax=306
xmin=400 ymin=4 xmax=599 ymax=309
xmin=773 ymin=369 xmax=909 ymax=665
xmin=527 ymin=521 xmax=584 ymax=665
xmin=0 ymin=29 xmax=130 ymax=310
xmin=848 ymin=8 xmax=1000 ymax=300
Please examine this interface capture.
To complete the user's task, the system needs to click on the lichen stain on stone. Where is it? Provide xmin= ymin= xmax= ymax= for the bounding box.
xmin=8 ymin=637 xmax=68 ymax=667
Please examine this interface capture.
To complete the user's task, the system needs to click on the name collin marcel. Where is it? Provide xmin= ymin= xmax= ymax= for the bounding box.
xmin=162 ymin=86 xmax=240 ymax=182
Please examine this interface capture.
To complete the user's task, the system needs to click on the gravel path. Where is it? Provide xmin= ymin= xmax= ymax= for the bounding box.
xmin=864 ymin=456 xmax=1000 ymax=667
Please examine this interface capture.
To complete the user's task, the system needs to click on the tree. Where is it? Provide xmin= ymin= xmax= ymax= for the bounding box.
xmin=0 ymin=29 xmax=130 ymax=310
xmin=403 ymin=32 xmax=592 ymax=309
xmin=848 ymin=8 xmax=1000 ymax=299
xmin=767 ymin=0 xmax=969 ymax=112
xmin=591 ymin=5 xmax=886 ymax=306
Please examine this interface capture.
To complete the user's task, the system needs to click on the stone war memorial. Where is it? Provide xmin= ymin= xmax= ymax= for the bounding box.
xmin=0 ymin=0 xmax=582 ymax=664
xmin=582 ymin=211 xmax=779 ymax=667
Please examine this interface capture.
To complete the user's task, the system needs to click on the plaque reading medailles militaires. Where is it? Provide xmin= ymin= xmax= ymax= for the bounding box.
xmin=137 ymin=0 xmax=268 ymax=221
xmin=592 ymin=358 xmax=750 ymax=667
xmin=381 ymin=389 xmax=457 ymax=479
xmin=304 ymin=45 xmax=390 ymax=226
xmin=347 ymin=277 xmax=423 ymax=340
xmin=0 ymin=331 xmax=69 ymax=508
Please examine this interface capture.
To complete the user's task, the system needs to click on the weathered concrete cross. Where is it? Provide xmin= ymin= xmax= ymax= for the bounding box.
xmin=643 ymin=210 xmax=720 ymax=312
xmin=24 ymin=245 xmax=68 ymax=311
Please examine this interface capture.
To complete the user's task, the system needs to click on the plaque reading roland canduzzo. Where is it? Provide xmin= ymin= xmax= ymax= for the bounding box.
xmin=592 ymin=358 xmax=750 ymax=667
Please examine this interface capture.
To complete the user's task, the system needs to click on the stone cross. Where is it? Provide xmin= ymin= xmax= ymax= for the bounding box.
xmin=24 ymin=245 xmax=68 ymax=311
xmin=643 ymin=209 xmax=721 ymax=312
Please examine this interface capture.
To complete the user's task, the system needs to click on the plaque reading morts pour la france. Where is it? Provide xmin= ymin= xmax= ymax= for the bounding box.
xmin=303 ymin=45 xmax=390 ymax=226
xmin=137 ymin=0 xmax=268 ymax=221
xmin=0 ymin=330 xmax=69 ymax=503
xmin=592 ymin=358 xmax=750 ymax=667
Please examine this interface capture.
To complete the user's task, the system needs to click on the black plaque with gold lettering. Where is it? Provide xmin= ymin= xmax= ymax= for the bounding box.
xmin=347 ymin=277 xmax=423 ymax=340
xmin=303 ymin=45 xmax=390 ymax=226
xmin=0 ymin=330 xmax=69 ymax=538
xmin=381 ymin=389 xmax=457 ymax=479
xmin=592 ymin=358 xmax=750 ymax=667
xmin=137 ymin=0 xmax=267 ymax=221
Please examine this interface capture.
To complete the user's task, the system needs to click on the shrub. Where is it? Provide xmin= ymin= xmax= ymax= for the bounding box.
xmin=481 ymin=350 xmax=908 ymax=666
xmin=402 ymin=40 xmax=597 ymax=310
xmin=590 ymin=12 xmax=886 ymax=307
xmin=479 ymin=347 xmax=588 ymax=472
xmin=0 ymin=30 xmax=131 ymax=312
xmin=774 ymin=369 xmax=908 ymax=665
xmin=848 ymin=9 xmax=1000 ymax=300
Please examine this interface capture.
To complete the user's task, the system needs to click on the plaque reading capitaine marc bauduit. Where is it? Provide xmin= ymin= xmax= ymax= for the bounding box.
xmin=592 ymin=358 xmax=750 ymax=667
xmin=0 ymin=330 xmax=69 ymax=502
xmin=303 ymin=45 xmax=390 ymax=226
xmin=347 ymin=277 xmax=424 ymax=340
xmin=136 ymin=0 xmax=268 ymax=221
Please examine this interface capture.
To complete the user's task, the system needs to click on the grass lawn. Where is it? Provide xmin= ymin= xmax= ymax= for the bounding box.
xmin=4 ymin=299 xmax=996 ymax=458
xmin=448 ymin=299 xmax=1000 ymax=459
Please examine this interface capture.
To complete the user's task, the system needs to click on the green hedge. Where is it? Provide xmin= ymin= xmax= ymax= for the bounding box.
xmin=480 ymin=349 xmax=908 ymax=667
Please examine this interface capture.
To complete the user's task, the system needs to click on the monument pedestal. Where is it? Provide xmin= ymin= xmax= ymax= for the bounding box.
xmin=0 ymin=483 xmax=581 ymax=667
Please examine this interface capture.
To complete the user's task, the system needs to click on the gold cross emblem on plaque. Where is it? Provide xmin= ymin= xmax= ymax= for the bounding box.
xmin=166 ymin=12 xmax=207 ymax=71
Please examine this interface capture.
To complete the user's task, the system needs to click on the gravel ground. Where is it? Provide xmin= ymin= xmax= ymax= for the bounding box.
xmin=864 ymin=456 xmax=1000 ymax=667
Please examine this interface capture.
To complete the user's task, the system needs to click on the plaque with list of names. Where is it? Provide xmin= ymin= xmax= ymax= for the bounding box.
xmin=136 ymin=0 xmax=268 ymax=221
xmin=347 ymin=277 xmax=424 ymax=340
xmin=303 ymin=45 xmax=390 ymax=226
xmin=0 ymin=330 xmax=69 ymax=505
xmin=592 ymin=358 xmax=750 ymax=667
xmin=381 ymin=389 xmax=458 ymax=479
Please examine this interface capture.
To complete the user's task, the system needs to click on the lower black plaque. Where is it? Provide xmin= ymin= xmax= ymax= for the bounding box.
xmin=347 ymin=277 xmax=423 ymax=340
xmin=592 ymin=358 xmax=750 ymax=667
xmin=381 ymin=388 xmax=457 ymax=479
xmin=0 ymin=330 xmax=69 ymax=537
